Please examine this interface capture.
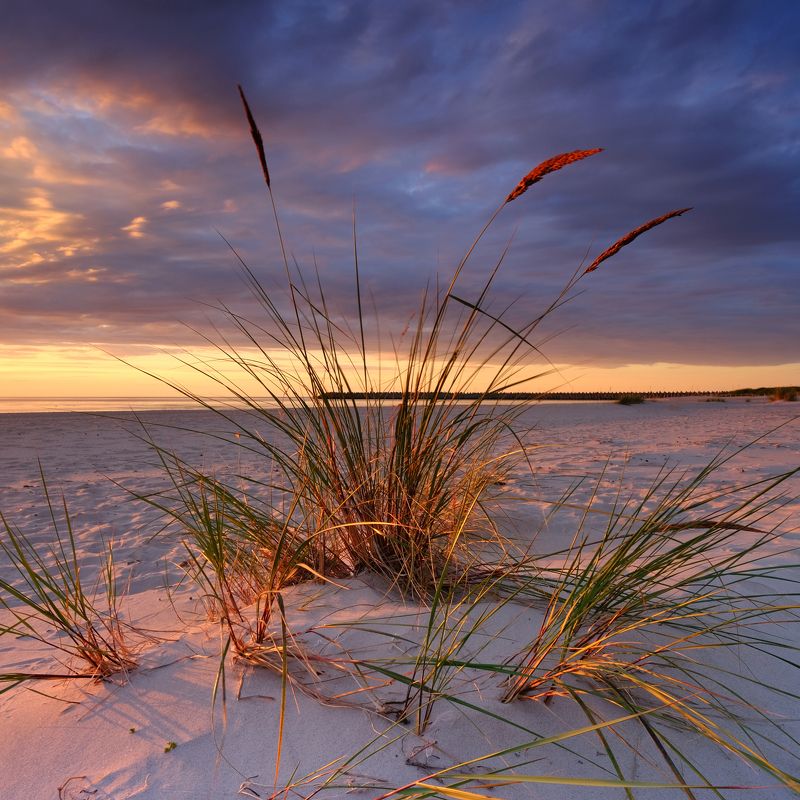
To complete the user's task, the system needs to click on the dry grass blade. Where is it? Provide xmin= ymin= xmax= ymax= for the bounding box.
xmin=506 ymin=148 xmax=603 ymax=202
xmin=238 ymin=83 xmax=271 ymax=188
xmin=584 ymin=207 xmax=693 ymax=273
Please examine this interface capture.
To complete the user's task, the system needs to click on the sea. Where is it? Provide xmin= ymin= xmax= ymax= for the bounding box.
xmin=0 ymin=396 xmax=619 ymax=414
xmin=0 ymin=397 xmax=277 ymax=414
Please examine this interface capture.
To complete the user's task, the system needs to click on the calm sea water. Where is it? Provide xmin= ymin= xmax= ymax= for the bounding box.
xmin=0 ymin=397 xmax=283 ymax=414
xmin=0 ymin=396 xmax=612 ymax=414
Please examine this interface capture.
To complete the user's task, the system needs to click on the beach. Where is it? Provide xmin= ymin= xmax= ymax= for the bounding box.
xmin=1 ymin=397 xmax=798 ymax=799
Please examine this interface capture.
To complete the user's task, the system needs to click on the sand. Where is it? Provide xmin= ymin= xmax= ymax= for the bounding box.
xmin=0 ymin=397 xmax=798 ymax=799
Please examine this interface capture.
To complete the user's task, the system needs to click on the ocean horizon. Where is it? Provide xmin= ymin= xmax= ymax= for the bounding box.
xmin=0 ymin=396 xmax=267 ymax=414
xmin=0 ymin=393 xmax=768 ymax=415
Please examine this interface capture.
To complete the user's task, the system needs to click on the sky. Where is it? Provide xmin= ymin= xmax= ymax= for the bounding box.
xmin=0 ymin=0 xmax=798 ymax=397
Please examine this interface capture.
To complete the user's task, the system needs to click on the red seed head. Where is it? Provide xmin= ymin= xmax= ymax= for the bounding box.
xmin=584 ymin=207 xmax=693 ymax=274
xmin=506 ymin=148 xmax=603 ymax=203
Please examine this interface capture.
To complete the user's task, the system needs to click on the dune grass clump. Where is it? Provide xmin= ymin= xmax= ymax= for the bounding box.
xmin=617 ymin=394 xmax=645 ymax=405
xmin=498 ymin=451 xmax=800 ymax=793
xmin=138 ymin=449 xmax=315 ymax=668
xmin=0 ymin=476 xmax=137 ymax=690
xmin=771 ymin=387 xmax=798 ymax=402
xmin=138 ymin=88 xmax=713 ymax=702
xmin=142 ymin=88 xmax=688 ymax=617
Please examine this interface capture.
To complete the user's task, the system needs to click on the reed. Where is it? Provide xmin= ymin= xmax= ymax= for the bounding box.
xmin=505 ymin=148 xmax=603 ymax=201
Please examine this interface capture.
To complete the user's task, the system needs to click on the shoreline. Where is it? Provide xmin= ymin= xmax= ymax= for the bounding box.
xmin=0 ymin=388 xmax=797 ymax=415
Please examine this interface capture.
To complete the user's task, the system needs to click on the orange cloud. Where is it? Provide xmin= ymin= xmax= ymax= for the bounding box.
xmin=1 ymin=116 xmax=94 ymax=186
xmin=0 ymin=190 xmax=96 ymax=266
xmin=2 ymin=135 xmax=38 ymax=159
xmin=423 ymin=159 xmax=450 ymax=174
xmin=136 ymin=107 xmax=219 ymax=139
xmin=41 ymin=80 xmax=223 ymax=140
xmin=122 ymin=215 xmax=147 ymax=238
xmin=0 ymin=100 xmax=18 ymax=122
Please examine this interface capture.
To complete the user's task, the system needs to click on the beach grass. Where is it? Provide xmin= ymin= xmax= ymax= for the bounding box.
xmin=138 ymin=86 xmax=689 ymax=612
xmin=498 ymin=450 xmax=800 ymax=793
xmin=617 ymin=393 xmax=646 ymax=405
xmin=0 ymin=472 xmax=137 ymax=688
xmin=771 ymin=387 xmax=798 ymax=402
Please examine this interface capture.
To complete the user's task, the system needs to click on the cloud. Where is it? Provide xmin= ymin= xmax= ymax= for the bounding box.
xmin=0 ymin=189 xmax=96 ymax=267
xmin=0 ymin=0 xmax=797 ymax=377
xmin=122 ymin=215 xmax=147 ymax=238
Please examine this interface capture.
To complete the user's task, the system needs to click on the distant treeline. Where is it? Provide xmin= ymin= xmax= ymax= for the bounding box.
xmin=319 ymin=387 xmax=799 ymax=401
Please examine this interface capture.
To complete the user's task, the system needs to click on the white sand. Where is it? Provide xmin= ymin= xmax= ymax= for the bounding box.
xmin=0 ymin=397 xmax=798 ymax=799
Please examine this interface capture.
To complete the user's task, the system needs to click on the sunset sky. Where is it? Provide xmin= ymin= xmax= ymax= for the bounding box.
xmin=1 ymin=0 xmax=798 ymax=397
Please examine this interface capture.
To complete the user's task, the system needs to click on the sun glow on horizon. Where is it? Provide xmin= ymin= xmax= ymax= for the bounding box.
xmin=0 ymin=345 xmax=797 ymax=401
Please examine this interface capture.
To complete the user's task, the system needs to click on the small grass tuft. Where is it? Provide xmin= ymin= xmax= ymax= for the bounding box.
xmin=501 ymin=452 xmax=800 ymax=793
xmin=617 ymin=394 xmax=645 ymax=405
xmin=0 ymin=472 xmax=138 ymax=686
xmin=771 ymin=387 xmax=798 ymax=402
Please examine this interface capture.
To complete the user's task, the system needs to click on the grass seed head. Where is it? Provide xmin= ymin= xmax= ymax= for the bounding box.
xmin=506 ymin=148 xmax=603 ymax=202
xmin=238 ymin=84 xmax=271 ymax=189
xmin=584 ymin=207 xmax=692 ymax=274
